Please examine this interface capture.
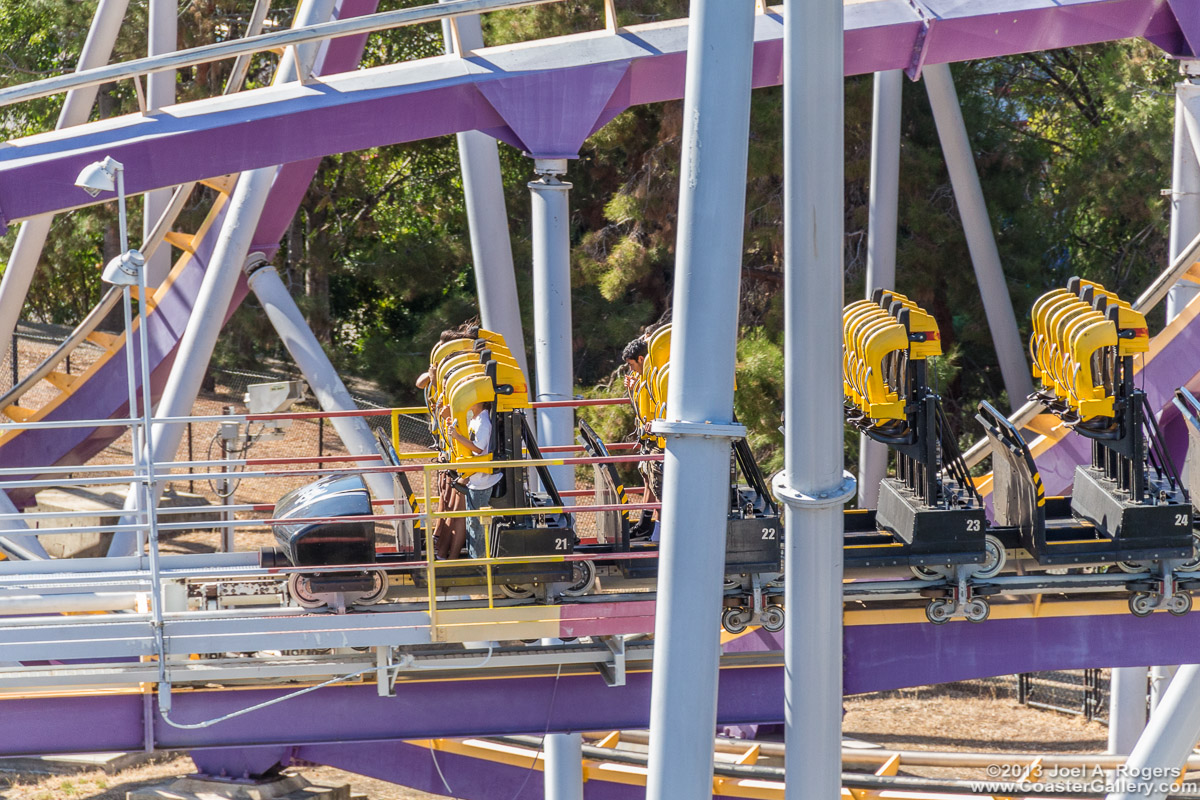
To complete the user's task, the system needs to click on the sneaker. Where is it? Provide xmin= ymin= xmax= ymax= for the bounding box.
xmin=629 ymin=516 xmax=655 ymax=540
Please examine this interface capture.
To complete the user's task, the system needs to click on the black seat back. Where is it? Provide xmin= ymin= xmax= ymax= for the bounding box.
xmin=976 ymin=400 xmax=1045 ymax=554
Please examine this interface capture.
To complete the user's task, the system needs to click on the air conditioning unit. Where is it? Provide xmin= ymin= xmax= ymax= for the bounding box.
xmin=242 ymin=380 xmax=308 ymax=442
xmin=244 ymin=380 xmax=307 ymax=415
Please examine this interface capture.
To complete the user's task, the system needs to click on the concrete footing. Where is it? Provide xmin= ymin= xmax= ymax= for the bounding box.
xmin=127 ymin=773 xmax=350 ymax=800
xmin=0 ymin=751 xmax=154 ymax=775
xmin=33 ymin=484 xmax=210 ymax=558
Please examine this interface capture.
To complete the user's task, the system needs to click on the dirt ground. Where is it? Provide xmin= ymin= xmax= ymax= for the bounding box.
xmin=843 ymin=684 xmax=1110 ymax=781
xmin=0 ymin=754 xmax=451 ymax=800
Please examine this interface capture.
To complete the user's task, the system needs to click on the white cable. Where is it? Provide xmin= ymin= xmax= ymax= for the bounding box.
xmin=159 ymin=643 xmax=496 ymax=730
xmin=428 ymin=740 xmax=455 ymax=796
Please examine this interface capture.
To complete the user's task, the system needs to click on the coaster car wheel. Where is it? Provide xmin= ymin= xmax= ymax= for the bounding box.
xmin=287 ymin=574 xmax=326 ymax=609
xmin=910 ymin=565 xmax=946 ymax=581
xmin=971 ymin=536 xmax=1006 ymax=580
xmin=1128 ymin=592 xmax=1157 ymax=618
xmin=925 ymin=598 xmax=954 ymax=625
xmin=1167 ymin=592 xmax=1193 ymax=617
xmin=761 ymin=605 xmax=785 ymax=633
xmin=1178 ymin=531 xmax=1200 ymax=573
xmin=964 ymin=598 xmax=990 ymax=623
xmin=355 ymin=569 xmax=390 ymax=606
xmin=721 ymin=607 xmax=752 ymax=635
xmin=562 ymin=560 xmax=597 ymax=598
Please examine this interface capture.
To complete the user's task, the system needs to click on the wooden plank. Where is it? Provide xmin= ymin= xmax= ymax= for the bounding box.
xmin=85 ymin=331 xmax=122 ymax=349
xmin=199 ymin=174 xmax=238 ymax=195
xmin=164 ymin=231 xmax=196 ymax=254
xmin=44 ymin=371 xmax=78 ymax=391
xmin=1 ymin=406 xmax=36 ymax=422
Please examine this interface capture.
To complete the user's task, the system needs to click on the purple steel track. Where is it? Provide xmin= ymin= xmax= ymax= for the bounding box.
xmin=0 ymin=0 xmax=1196 ymax=227
xmin=5 ymin=610 xmax=1200 ymax=759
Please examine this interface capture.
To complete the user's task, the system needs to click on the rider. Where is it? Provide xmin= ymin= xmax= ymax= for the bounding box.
xmin=622 ymin=336 xmax=661 ymax=540
xmin=446 ymin=399 xmax=502 ymax=558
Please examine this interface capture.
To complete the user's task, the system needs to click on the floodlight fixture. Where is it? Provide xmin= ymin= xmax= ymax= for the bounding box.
xmin=74 ymin=156 xmax=123 ymax=198
xmin=101 ymin=248 xmax=145 ymax=287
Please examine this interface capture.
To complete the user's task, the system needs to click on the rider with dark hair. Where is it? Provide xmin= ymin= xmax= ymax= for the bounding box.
xmin=622 ymin=334 xmax=661 ymax=540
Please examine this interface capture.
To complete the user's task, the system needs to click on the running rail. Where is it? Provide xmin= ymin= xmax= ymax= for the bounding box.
xmin=0 ymin=0 xmax=568 ymax=109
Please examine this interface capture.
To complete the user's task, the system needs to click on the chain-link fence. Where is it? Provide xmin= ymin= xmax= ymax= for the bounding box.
xmin=208 ymin=366 xmax=433 ymax=451
xmin=942 ymin=670 xmax=1112 ymax=724
xmin=2 ymin=321 xmax=110 ymax=404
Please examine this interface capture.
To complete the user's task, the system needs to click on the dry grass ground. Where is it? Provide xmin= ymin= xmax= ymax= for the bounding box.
xmin=0 ymin=753 xmax=451 ymax=800
xmin=844 ymin=684 xmax=1110 ymax=782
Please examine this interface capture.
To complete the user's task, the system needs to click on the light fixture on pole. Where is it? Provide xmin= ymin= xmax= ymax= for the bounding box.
xmin=73 ymin=156 xmax=157 ymax=561
xmin=75 ymin=154 xmax=170 ymax=708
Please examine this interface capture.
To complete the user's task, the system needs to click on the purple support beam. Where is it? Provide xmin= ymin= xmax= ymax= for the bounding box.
xmin=9 ymin=610 xmax=1200 ymax=757
xmin=0 ymin=0 xmax=1197 ymax=228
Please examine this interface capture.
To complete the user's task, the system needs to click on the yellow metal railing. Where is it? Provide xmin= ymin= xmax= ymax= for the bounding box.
xmin=419 ymin=455 xmax=578 ymax=631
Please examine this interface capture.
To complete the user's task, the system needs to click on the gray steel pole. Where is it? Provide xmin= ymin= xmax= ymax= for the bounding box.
xmin=440 ymin=7 xmax=529 ymax=378
xmin=643 ymin=2 xmax=753 ymax=798
xmin=1108 ymin=667 xmax=1148 ymax=755
xmin=1151 ymin=665 xmax=1178 ymax=712
xmin=776 ymin=1 xmax=855 ymax=799
xmin=1107 ymin=663 xmax=1200 ymax=800
xmin=0 ymin=490 xmax=48 ymax=559
xmin=245 ymin=260 xmax=394 ymax=502
xmin=108 ymin=0 xmax=339 ymax=556
xmin=1169 ymin=76 xmax=1200 ymax=321
xmin=0 ymin=0 xmax=131 ymax=358
xmin=544 ymin=732 xmax=583 ymax=800
xmin=528 ymin=161 xmax=575 ymax=496
xmin=923 ymin=63 xmax=1033 ymax=409
xmin=1142 ymin=72 xmax=1200 ymax=738
xmin=857 ymin=69 xmax=903 ymax=508
xmin=143 ymin=0 xmax=176 ymax=288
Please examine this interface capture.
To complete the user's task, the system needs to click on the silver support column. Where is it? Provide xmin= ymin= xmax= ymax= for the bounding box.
xmin=244 ymin=259 xmax=394 ymax=503
xmin=0 ymin=0 xmax=130 ymax=355
xmin=441 ymin=7 xmax=528 ymax=378
xmin=143 ymin=0 xmax=177 ymax=288
xmin=643 ymin=2 xmax=753 ymax=798
xmin=0 ymin=490 xmax=48 ymax=560
xmin=1169 ymin=71 xmax=1200 ymax=321
xmin=1108 ymin=64 xmax=1200 ymax=786
xmin=1131 ymin=68 xmax=1200 ymax=741
xmin=857 ymin=69 xmax=903 ymax=508
xmin=1151 ymin=665 xmax=1178 ymax=712
xmin=923 ymin=63 xmax=1033 ymax=408
xmin=1123 ymin=66 xmax=1200 ymax=761
xmin=1107 ymin=663 xmax=1200 ymax=800
xmin=776 ymin=1 xmax=854 ymax=799
xmin=544 ymin=732 xmax=584 ymax=800
xmin=108 ymin=0 xmax=340 ymax=556
xmin=528 ymin=160 xmax=574 ymax=496
xmin=528 ymin=156 xmax=580 ymax=798
xmin=1108 ymin=667 xmax=1147 ymax=755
